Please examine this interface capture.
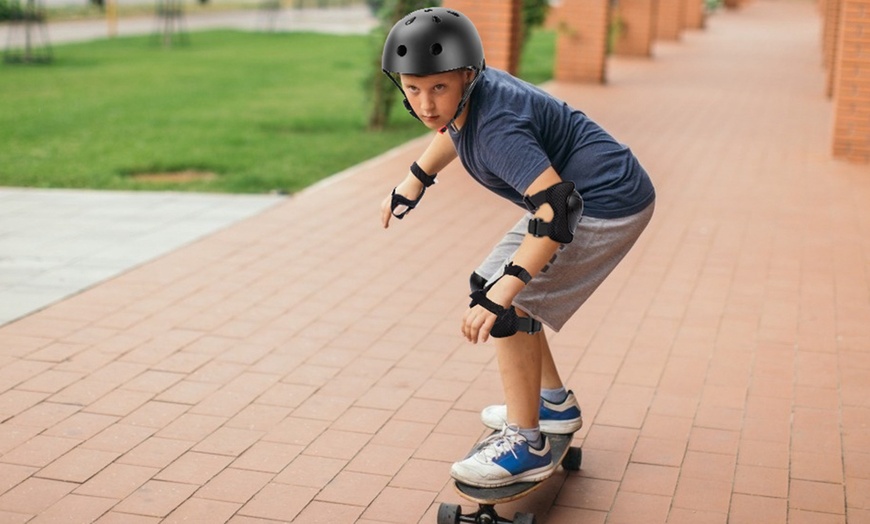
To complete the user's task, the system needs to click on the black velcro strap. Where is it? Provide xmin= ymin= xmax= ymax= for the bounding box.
xmin=469 ymin=289 xmax=543 ymax=337
xmin=523 ymin=190 xmax=548 ymax=212
xmin=516 ymin=316 xmax=543 ymax=334
xmin=503 ymin=262 xmax=532 ymax=285
xmin=469 ymin=289 xmax=504 ymax=315
xmin=390 ymin=186 xmax=425 ymax=220
xmin=410 ymin=162 xmax=437 ymax=188
xmin=527 ymin=218 xmax=549 ymax=238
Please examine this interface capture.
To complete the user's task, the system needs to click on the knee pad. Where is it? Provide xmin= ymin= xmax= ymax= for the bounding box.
xmin=523 ymin=181 xmax=583 ymax=244
xmin=469 ymin=271 xmax=487 ymax=293
xmin=468 ymin=266 xmax=542 ymax=338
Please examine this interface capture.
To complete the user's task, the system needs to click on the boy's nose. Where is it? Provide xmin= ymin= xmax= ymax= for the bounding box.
xmin=420 ymin=95 xmax=435 ymax=111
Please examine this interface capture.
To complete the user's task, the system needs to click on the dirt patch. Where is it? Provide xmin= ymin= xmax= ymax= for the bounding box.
xmin=128 ymin=170 xmax=217 ymax=183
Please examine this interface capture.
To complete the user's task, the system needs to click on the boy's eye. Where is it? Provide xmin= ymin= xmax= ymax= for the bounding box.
xmin=434 ymin=84 xmax=446 ymax=91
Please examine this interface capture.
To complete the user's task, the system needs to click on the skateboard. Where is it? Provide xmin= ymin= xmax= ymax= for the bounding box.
xmin=437 ymin=431 xmax=582 ymax=524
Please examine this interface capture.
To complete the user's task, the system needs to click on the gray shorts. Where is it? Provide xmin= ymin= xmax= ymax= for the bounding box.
xmin=476 ymin=201 xmax=655 ymax=331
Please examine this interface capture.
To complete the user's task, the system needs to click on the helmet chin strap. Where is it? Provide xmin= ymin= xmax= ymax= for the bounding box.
xmin=440 ymin=66 xmax=484 ymax=134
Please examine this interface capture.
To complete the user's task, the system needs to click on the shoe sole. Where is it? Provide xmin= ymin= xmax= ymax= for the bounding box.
xmin=450 ymin=462 xmax=557 ymax=488
xmin=482 ymin=417 xmax=583 ymax=435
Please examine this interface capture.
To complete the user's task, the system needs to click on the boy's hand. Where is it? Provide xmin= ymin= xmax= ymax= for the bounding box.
xmin=381 ymin=176 xmax=424 ymax=229
xmin=461 ymin=278 xmax=521 ymax=343
xmin=462 ymin=304 xmax=497 ymax=344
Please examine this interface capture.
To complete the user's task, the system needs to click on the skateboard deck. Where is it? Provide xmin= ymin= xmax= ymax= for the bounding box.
xmin=438 ymin=431 xmax=582 ymax=524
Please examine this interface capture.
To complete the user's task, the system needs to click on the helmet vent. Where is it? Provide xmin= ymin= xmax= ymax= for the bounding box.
xmin=397 ymin=45 xmax=407 ymax=57
xmin=447 ymin=10 xmax=460 ymax=17
xmin=432 ymin=15 xmax=442 ymax=23
xmin=423 ymin=8 xmax=433 ymax=12
xmin=404 ymin=16 xmax=415 ymax=25
xmin=430 ymin=43 xmax=442 ymax=56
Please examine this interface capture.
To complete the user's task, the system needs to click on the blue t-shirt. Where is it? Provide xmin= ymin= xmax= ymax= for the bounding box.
xmin=450 ymin=68 xmax=655 ymax=219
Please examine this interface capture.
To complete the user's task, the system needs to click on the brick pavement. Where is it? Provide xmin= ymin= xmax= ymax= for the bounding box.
xmin=2 ymin=0 xmax=870 ymax=522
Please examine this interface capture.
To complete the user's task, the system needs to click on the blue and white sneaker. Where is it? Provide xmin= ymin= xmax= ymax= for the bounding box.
xmin=480 ymin=391 xmax=583 ymax=434
xmin=450 ymin=425 xmax=555 ymax=488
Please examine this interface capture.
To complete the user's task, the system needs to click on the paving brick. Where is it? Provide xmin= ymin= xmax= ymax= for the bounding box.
xmin=729 ymin=493 xmax=788 ymax=524
xmin=1 ymin=435 xmax=81 ymax=468
xmin=789 ymin=479 xmax=846 ymax=515
xmin=294 ymin=500 xmax=364 ymax=524
xmin=555 ymin=476 xmax=619 ymax=511
xmin=154 ymin=451 xmax=234 ymax=485
xmin=346 ymin=443 xmax=414 ymax=477
xmin=236 ymin=483 xmax=318 ymax=522
xmin=114 ymin=480 xmax=198 ymax=518
xmin=195 ymin=468 xmax=273 ymax=504
xmin=163 ymin=497 xmax=240 ymax=524
xmin=620 ymin=463 xmax=679 ymax=496
xmin=316 ymin=470 xmax=391 ymax=506
xmin=608 ymin=490 xmax=671 ymax=524
xmin=28 ymin=494 xmax=116 ymax=524
xmin=35 ymin=448 xmax=120 ymax=483
xmin=360 ymin=486 xmax=435 ymax=523
xmin=0 ymin=478 xmax=76 ymax=515
xmin=74 ymin=463 xmax=159 ymax=500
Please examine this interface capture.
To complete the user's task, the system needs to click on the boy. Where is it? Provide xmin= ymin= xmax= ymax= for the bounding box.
xmin=380 ymin=7 xmax=655 ymax=488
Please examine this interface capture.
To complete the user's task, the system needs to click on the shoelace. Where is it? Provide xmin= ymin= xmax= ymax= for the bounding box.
xmin=476 ymin=424 xmax=525 ymax=464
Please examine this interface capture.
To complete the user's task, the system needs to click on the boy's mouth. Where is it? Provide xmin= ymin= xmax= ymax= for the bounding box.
xmin=421 ymin=115 xmax=440 ymax=123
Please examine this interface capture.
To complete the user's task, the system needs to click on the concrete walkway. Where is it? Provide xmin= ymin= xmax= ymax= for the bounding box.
xmin=0 ymin=189 xmax=282 ymax=326
xmin=2 ymin=1 xmax=870 ymax=523
xmin=0 ymin=4 xmax=377 ymax=46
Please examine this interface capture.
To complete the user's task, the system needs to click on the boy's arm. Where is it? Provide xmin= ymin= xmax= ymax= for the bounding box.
xmin=462 ymin=166 xmax=567 ymax=343
xmin=382 ymin=131 xmax=459 ymax=229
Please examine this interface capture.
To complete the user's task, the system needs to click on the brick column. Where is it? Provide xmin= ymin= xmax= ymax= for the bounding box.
xmin=443 ymin=0 xmax=522 ymax=74
xmin=684 ymin=0 xmax=706 ymax=29
xmin=831 ymin=0 xmax=870 ymax=162
xmin=656 ymin=0 xmax=685 ymax=40
xmin=823 ymin=0 xmax=843 ymax=96
xmin=553 ymin=0 xmax=611 ymax=83
xmin=613 ymin=0 xmax=658 ymax=57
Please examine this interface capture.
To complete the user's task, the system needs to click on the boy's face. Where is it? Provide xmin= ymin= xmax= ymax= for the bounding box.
xmin=400 ymin=69 xmax=474 ymax=131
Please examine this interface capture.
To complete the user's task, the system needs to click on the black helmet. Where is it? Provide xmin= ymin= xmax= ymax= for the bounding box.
xmin=381 ymin=7 xmax=486 ymax=131
xmin=382 ymin=7 xmax=485 ymax=75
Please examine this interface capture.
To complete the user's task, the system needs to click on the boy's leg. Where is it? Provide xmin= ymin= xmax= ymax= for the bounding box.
xmin=495 ymin=318 xmax=542 ymax=430
xmin=539 ymin=330 xmax=563 ymax=391
xmin=496 ymin=310 xmax=563 ymax=428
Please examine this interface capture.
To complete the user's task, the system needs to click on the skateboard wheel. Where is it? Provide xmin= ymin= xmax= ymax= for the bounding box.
xmin=437 ymin=502 xmax=461 ymax=524
xmin=512 ymin=512 xmax=536 ymax=524
xmin=562 ymin=446 xmax=582 ymax=471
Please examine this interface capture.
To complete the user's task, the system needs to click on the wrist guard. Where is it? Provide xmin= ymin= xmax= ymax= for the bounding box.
xmin=523 ymin=181 xmax=584 ymax=244
xmin=390 ymin=186 xmax=426 ymax=219
xmin=410 ymin=162 xmax=437 ymax=187
xmin=390 ymin=162 xmax=437 ymax=220
xmin=468 ymin=263 xmax=541 ymax=338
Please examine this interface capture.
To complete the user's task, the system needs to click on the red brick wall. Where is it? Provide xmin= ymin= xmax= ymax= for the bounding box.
xmin=554 ymin=0 xmax=612 ymax=83
xmin=443 ymin=0 xmax=522 ymax=74
xmin=656 ymin=0 xmax=685 ymax=40
xmin=613 ymin=0 xmax=658 ymax=57
xmin=831 ymin=0 xmax=870 ymax=162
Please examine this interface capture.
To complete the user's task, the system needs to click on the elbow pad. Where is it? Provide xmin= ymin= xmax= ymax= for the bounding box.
xmin=523 ymin=181 xmax=583 ymax=244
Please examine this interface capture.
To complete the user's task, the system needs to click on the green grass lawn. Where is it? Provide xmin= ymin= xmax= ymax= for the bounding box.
xmin=0 ymin=28 xmax=554 ymax=193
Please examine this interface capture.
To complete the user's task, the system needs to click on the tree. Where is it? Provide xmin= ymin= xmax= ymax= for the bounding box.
xmin=366 ymin=0 xmax=440 ymax=131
